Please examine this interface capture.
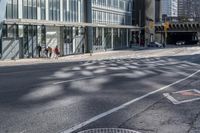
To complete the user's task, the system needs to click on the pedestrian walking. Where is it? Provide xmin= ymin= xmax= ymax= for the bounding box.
xmin=44 ymin=48 xmax=49 ymax=58
xmin=54 ymin=45 xmax=60 ymax=59
xmin=48 ymin=46 xmax=52 ymax=58
xmin=37 ymin=45 xmax=42 ymax=58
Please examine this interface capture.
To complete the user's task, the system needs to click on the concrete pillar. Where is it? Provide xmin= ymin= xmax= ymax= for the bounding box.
xmin=78 ymin=0 xmax=81 ymax=23
xmin=60 ymin=27 xmax=64 ymax=56
xmin=145 ymin=0 xmax=155 ymax=45
xmin=37 ymin=26 xmax=41 ymax=46
xmin=85 ymin=0 xmax=93 ymax=53
xmin=102 ymin=28 xmax=105 ymax=50
xmin=36 ymin=0 xmax=41 ymax=20
xmin=126 ymin=29 xmax=129 ymax=47
xmin=18 ymin=0 xmax=23 ymax=19
xmin=17 ymin=0 xmax=24 ymax=58
xmin=45 ymin=0 xmax=49 ymax=20
xmin=111 ymin=28 xmax=114 ymax=49
xmin=60 ymin=0 xmax=63 ymax=21
xmin=73 ymin=27 xmax=76 ymax=53
xmin=0 ymin=0 xmax=7 ymax=38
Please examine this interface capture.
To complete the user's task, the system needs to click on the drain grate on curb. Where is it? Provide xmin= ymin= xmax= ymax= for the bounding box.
xmin=78 ymin=128 xmax=141 ymax=133
xmin=164 ymin=89 xmax=200 ymax=105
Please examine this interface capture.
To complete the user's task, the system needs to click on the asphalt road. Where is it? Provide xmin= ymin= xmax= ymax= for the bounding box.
xmin=1 ymin=50 xmax=200 ymax=133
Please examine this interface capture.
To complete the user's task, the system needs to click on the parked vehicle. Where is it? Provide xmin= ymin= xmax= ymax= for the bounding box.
xmin=148 ymin=42 xmax=163 ymax=47
xmin=176 ymin=41 xmax=185 ymax=46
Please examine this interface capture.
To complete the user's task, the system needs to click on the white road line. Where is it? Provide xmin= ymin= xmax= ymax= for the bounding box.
xmin=60 ymin=69 xmax=200 ymax=133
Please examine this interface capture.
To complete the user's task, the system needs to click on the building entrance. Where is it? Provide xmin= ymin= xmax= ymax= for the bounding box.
xmin=23 ymin=25 xmax=37 ymax=58
xmin=63 ymin=26 xmax=85 ymax=55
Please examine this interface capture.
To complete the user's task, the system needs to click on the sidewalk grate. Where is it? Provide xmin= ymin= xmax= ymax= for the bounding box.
xmin=78 ymin=128 xmax=141 ymax=133
xmin=164 ymin=89 xmax=200 ymax=104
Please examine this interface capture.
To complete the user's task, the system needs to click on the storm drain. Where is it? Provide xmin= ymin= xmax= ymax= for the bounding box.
xmin=164 ymin=89 xmax=200 ymax=104
xmin=78 ymin=128 xmax=141 ymax=133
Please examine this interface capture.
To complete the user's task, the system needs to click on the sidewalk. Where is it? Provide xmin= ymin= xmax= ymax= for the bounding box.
xmin=1 ymin=46 xmax=200 ymax=67
xmin=0 ymin=50 xmax=134 ymax=67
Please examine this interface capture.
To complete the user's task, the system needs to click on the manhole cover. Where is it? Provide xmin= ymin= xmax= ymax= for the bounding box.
xmin=164 ymin=89 xmax=200 ymax=104
xmin=78 ymin=128 xmax=141 ymax=133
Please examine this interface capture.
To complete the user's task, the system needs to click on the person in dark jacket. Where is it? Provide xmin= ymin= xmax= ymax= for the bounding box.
xmin=37 ymin=45 xmax=42 ymax=58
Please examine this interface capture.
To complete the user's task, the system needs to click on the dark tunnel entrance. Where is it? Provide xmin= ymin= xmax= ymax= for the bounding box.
xmin=167 ymin=32 xmax=199 ymax=45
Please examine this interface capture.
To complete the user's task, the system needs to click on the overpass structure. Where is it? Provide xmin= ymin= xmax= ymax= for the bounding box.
xmin=154 ymin=17 xmax=200 ymax=44
xmin=155 ymin=17 xmax=200 ymax=33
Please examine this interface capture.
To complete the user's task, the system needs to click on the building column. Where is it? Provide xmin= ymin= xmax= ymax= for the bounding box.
xmin=126 ymin=29 xmax=129 ymax=47
xmin=78 ymin=0 xmax=81 ymax=22
xmin=60 ymin=0 xmax=63 ymax=21
xmin=0 ymin=0 xmax=8 ymax=38
xmin=18 ymin=0 xmax=23 ymax=19
xmin=102 ymin=28 xmax=105 ymax=50
xmin=45 ymin=0 xmax=49 ymax=21
xmin=60 ymin=27 xmax=64 ymax=56
xmin=37 ymin=0 xmax=41 ymax=20
xmin=18 ymin=0 xmax=24 ymax=58
xmin=111 ymin=28 xmax=114 ymax=49
xmin=145 ymin=0 xmax=155 ymax=46
xmin=73 ymin=27 xmax=76 ymax=53
xmin=85 ymin=0 xmax=93 ymax=53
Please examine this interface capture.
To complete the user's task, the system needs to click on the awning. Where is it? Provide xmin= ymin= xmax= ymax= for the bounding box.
xmin=4 ymin=19 xmax=140 ymax=31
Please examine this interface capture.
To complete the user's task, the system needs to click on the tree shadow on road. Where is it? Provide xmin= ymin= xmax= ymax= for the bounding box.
xmin=0 ymin=54 xmax=200 ymax=133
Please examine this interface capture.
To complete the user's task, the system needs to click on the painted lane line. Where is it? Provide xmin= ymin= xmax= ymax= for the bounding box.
xmin=60 ymin=69 xmax=200 ymax=133
xmin=163 ymin=89 xmax=200 ymax=105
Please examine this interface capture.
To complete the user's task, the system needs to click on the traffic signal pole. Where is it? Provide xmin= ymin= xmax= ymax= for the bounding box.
xmin=164 ymin=21 xmax=169 ymax=48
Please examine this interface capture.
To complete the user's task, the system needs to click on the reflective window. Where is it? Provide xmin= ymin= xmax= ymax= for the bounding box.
xmin=23 ymin=0 xmax=28 ymax=18
xmin=32 ymin=0 xmax=37 ymax=19
xmin=6 ymin=0 xmax=12 ymax=19
xmin=13 ymin=0 xmax=18 ymax=19
xmin=40 ymin=0 xmax=46 ymax=20
xmin=49 ymin=0 xmax=60 ymax=21
xmin=28 ymin=0 xmax=32 ymax=19
xmin=6 ymin=0 xmax=18 ymax=19
xmin=63 ymin=0 xmax=84 ymax=22
xmin=23 ymin=0 xmax=37 ymax=19
xmin=7 ymin=25 xmax=18 ymax=38
xmin=92 ymin=0 xmax=133 ymax=25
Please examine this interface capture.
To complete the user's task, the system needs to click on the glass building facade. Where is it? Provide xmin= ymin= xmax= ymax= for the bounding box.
xmin=0 ymin=0 xmax=135 ymax=60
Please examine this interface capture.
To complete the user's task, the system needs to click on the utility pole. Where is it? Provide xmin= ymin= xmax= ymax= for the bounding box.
xmin=164 ymin=20 xmax=169 ymax=48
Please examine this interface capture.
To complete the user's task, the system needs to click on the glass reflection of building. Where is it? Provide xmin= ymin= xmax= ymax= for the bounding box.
xmin=0 ymin=0 xmax=134 ymax=60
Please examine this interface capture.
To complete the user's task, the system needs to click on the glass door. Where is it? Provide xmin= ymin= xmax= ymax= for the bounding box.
xmin=63 ymin=27 xmax=73 ymax=55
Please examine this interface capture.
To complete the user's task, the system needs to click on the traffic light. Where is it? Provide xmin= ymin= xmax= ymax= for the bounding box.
xmin=164 ymin=22 xmax=170 ymax=31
